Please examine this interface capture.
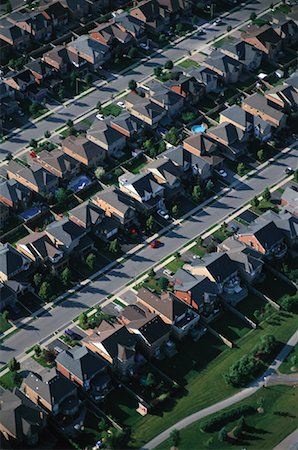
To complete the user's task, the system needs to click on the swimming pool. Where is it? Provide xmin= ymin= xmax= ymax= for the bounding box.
xmin=191 ymin=124 xmax=206 ymax=133
xmin=19 ymin=206 xmax=41 ymax=221
xmin=69 ymin=175 xmax=92 ymax=192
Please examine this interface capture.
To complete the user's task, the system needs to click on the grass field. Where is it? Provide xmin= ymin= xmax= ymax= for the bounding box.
xmin=166 ymin=257 xmax=185 ymax=273
xmin=102 ymin=103 xmax=122 ymax=117
xmin=179 ymin=59 xmax=199 ymax=69
xmin=279 ymin=344 xmax=298 ymax=375
xmin=156 ymin=385 xmax=298 ymax=450
xmin=0 ymin=370 xmax=22 ymax=390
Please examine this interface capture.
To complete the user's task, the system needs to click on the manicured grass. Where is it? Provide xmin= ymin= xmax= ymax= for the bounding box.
xmin=236 ymin=293 xmax=268 ymax=321
xmin=279 ymin=344 xmax=298 ymax=375
xmin=103 ymin=387 xmax=139 ymax=427
xmin=32 ymin=352 xmax=55 ymax=368
xmin=102 ymin=103 xmax=122 ymax=117
xmin=189 ymin=244 xmax=206 ymax=257
xmin=0 ymin=313 xmax=12 ymax=333
xmin=125 ymin=310 xmax=297 ymax=448
xmin=250 ymin=199 xmax=278 ymax=215
xmin=156 ymin=385 xmax=298 ymax=450
xmin=214 ymin=36 xmax=235 ymax=48
xmin=0 ymin=371 xmax=22 ymax=390
xmin=179 ymin=59 xmax=199 ymax=69
xmin=166 ymin=258 xmax=185 ymax=273
xmin=212 ymin=310 xmax=251 ymax=343
xmin=257 ymin=268 xmax=296 ymax=304
xmin=143 ymin=277 xmax=162 ymax=294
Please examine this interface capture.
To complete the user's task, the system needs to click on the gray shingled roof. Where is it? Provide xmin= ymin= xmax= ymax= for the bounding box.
xmin=204 ymin=50 xmax=243 ymax=75
xmin=69 ymin=200 xmax=104 ymax=228
xmin=220 ymin=105 xmax=272 ymax=135
xmin=192 ymin=253 xmax=238 ymax=282
xmin=46 ymin=217 xmax=86 ymax=247
xmin=0 ymin=243 xmax=31 ymax=278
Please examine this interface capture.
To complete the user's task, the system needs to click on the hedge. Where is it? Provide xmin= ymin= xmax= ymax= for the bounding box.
xmin=201 ymin=405 xmax=256 ymax=432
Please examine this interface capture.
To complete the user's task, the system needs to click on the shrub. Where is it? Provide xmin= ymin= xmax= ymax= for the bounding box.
xmin=158 ymin=277 xmax=169 ymax=290
xmin=201 ymin=405 xmax=255 ymax=432
xmin=280 ymin=292 xmax=298 ymax=312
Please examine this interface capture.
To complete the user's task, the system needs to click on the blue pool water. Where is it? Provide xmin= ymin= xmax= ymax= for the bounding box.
xmin=19 ymin=206 xmax=41 ymax=221
xmin=191 ymin=124 xmax=206 ymax=133
xmin=69 ymin=175 xmax=91 ymax=192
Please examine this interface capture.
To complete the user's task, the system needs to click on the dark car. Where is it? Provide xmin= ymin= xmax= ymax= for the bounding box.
xmin=65 ymin=329 xmax=77 ymax=338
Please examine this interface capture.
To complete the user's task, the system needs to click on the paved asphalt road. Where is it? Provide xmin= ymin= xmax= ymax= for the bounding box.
xmin=0 ymin=0 xmax=279 ymax=161
xmin=143 ymin=329 xmax=298 ymax=449
xmin=0 ymin=146 xmax=297 ymax=366
xmin=274 ymin=428 xmax=298 ymax=450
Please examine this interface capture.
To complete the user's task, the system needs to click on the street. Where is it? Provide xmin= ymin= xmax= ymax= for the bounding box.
xmin=0 ymin=145 xmax=297 ymax=367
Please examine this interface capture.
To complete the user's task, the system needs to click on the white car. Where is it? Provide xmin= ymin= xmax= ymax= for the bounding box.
xmin=96 ymin=113 xmax=104 ymax=120
xmin=117 ymin=101 xmax=125 ymax=108
xmin=157 ymin=209 xmax=170 ymax=220
xmin=140 ymin=42 xmax=150 ymax=50
xmin=54 ymin=346 xmax=63 ymax=354
xmin=216 ymin=169 xmax=228 ymax=178
xmin=213 ymin=18 xmax=222 ymax=26
xmin=163 ymin=269 xmax=174 ymax=277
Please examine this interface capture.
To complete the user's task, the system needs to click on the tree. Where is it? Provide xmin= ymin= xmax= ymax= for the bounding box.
xmin=66 ymin=119 xmax=73 ymax=128
xmin=114 ymin=167 xmax=123 ymax=178
xmin=165 ymin=127 xmax=179 ymax=145
xmin=96 ymin=101 xmax=102 ymax=112
xmin=146 ymin=215 xmax=155 ymax=231
xmin=69 ymin=71 xmax=77 ymax=88
xmin=58 ymin=85 xmax=65 ymax=100
xmin=175 ymin=23 xmax=183 ymax=34
xmin=263 ymin=187 xmax=271 ymax=201
xmin=253 ymin=309 xmax=261 ymax=323
xmin=257 ymin=148 xmax=265 ymax=161
xmin=29 ymin=102 xmax=40 ymax=116
xmin=98 ymin=418 xmax=108 ymax=432
xmin=30 ymin=138 xmax=38 ymax=148
xmin=158 ymin=277 xmax=169 ymax=290
xmin=251 ymin=196 xmax=260 ymax=207
xmin=95 ymin=166 xmax=105 ymax=179
xmin=6 ymin=1 xmax=12 ymax=13
xmin=192 ymin=185 xmax=202 ymax=202
xmin=237 ymin=162 xmax=246 ymax=176
xmin=158 ymin=140 xmax=166 ymax=154
xmin=170 ymin=429 xmax=180 ymax=447
xmin=86 ymin=253 xmax=96 ymax=269
xmin=2 ymin=310 xmax=9 ymax=321
xmin=44 ymin=130 xmax=51 ymax=138
xmin=205 ymin=179 xmax=214 ymax=192
xmin=34 ymin=345 xmax=42 ymax=357
xmin=8 ymin=357 xmax=20 ymax=372
xmin=84 ymin=73 xmax=93 ymax=86
xmin=128 ymin=79 xmax=137 ymax=91
xmin=128 ymin=47 xmax=138 ymax=59
xmin=250 ymin=12 xmax=257 ymax=21
xmin=165 ymin=60 xmax=173 ymax=70
xmin=39 ymin=282 xmax=51 ymax=301
xmin=79 ymin=312 xmax=88 ymax=329
xmin=192 ymin=16 xmax=198 ymax=25
xmin=218 ymin=427 xmax=228 ymax=442
xmin=290 ymin=355 xmax=297 ymax=368
xmin=227 ymin=25 xmax=232 ymax=32
xmin=61 ymin=267 xmax=71 ymax=286
xmin=33 ymin=273 xmax=42 ymax=288
xmin=154 ymin=66 xmax=162 ymax=78
xmin=55 ymin=188 xmax=68 ymax=204
xmin=171 ymin=204 xmax=179 ymax=218
xmin=148 ymin=268 xmax=155 ymax=279
xmin=109 ymin=238 xmax=120 ymax=254
xmin=146 ymin=372 xmax=155 ymax=387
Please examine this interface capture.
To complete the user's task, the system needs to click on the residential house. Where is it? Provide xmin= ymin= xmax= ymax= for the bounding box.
xmin=273 ymin=18 xmax=298 ymax=45
xmin=42 ymin=45 xmax=72 ymax=74
xmin=286 ymin=5 xmax=298 ymax=26
xmin=130 ymin=0 xmax=171 ymax=34
xmin=6 ymin=160 xmax=59 ymax=196
xmin=119 ymin=304 xmax=172 ymax=359
xmin=41 ymin=1 xmax=69 ymax=29
xmin=115 ymin=13 xmax=145 ymax=39
xmin=0 ymin=283 xmax=17 ymax=311
xmin=181 ymin=133 xmax=223 ymax=176
xmin=218 ymin=237 xmax=264 ymax=284
xmin=62 ymin=135 xmax=106 ymax=168
xmin=0 ymin=388 xmax=46 ymax=447
xmin=284 ymin=71 xmax=298 ymax=91
xmin=56 ymin=346 xmax=111 ymax=398
xmin=25 ymin=58 xmax=53 ymax=85
xmin=83 ymin=321 xmax=137 ymax=377
xmin=0 ymin=203 xmax=9 ymax=231
xmin=219 ymin=105 xmax=273 ymax=142
xmin=173 ymin=268 xmax=220 ymax=317
xmin=137 ymin=287 xmax=200 ymax=340
xmin=60 ymin=0 xmax=90 ymax=19
xmin=46 ymin=217 xmax=95 ymax=258
xmin=165 ymin=74 xmax=206 ymax=105
xmin=16 ymin=231 xmax=67 ymax=274
xmin=7 ymin=10 xmax=53 ymax=42
xmin=242 ymin=25 xmax=283 ymax=60
xmin=219 ymin=39 xmax=263 ymax=72
xmin=281 ymin=185 xmax=298 ymax=216
xmin=92 ymin=186 xmax=137 ymax=228
xmin=207 ymin=122 xmax=247 ymax=160
xmin=242 ymin=93 xmax=287 ymax=128
xmin=4 ymin=69 xmax=37 ymax=100
xmin=119 ymin=171 xmax=165 ymax=211
xmin=0 ymin=18 xmax=30 ymax=50
xmin=67 ymin=35 xmax=109 ymax=71
xmin=157 ymin=0 xmax=191 ymax=19
xmin=187 ymin=66 xmax=219 ymax=94
xmin=89 ymin=22 xmax=134 ymax=50
xmin=0 ymin=38 xmax=13 ymax=65
xmin=86 ymin=120 xmax=126 ymax=158
xmin=202 ymin=50 xmax=243 ymax=84
xmin=22 ymin=369 xmax=79 ymax=416
xmin=145 ymin=80 xmax=184 ymax=117
xmin=110 ymin=112 xmax=144 ymax=139
xmin=144 ymin=157 xmax=182 ymax=198
xmin=35 ymin=148 xmax=80 ymax=179
xmin=125 ymin=93 xmax=166 ymax=127
xmin=265 ymin=84 xmax=298 ymax=112
xmin=186 ymin=252 xmax=248 ymax=305
xmin=0 ymin=179 xmax=32 ymax=211
xmin=0 ymin=80 xmax=19 ymax=124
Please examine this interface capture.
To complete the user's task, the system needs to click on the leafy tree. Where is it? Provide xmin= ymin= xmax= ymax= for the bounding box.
xmin=61 ymin=267 xmax=71 ymax=286
xmin=165 ymin=127 xmax=179 ymax=145
xmin=55 ymin=187 xmax=68 ymax=204
xmin=29 ymin=102 xmax=40 ymax=116
xmin=95 ymin=166 xmax=105 ymax=179
xmin=205 ymin=179 xmax=214 ymax=192
xmin=66 ymin=119 xmax=73 ymax=128
xmin=158 ymin=141 xmax=166 ymax=154
xmin=58 ymin=85 xmax=65 ymax=100
xmin=86 ymin=253 xmax=96 ymax=269
xmin=250 ymin=12 xmax=257 ymax=21
xmin=146 ymin=372 xmax=155 ymax=387
xmin=69 ymin=71 xmax=77 ymax=88
xmin=109 ymin=238 xmax=120 ymax=254
xmin=158 ymin=276 xmax=169 ymax=290
xmin=33 ymin=273 xmax=42 ymax=287
xmin=44 ymin=130 xmax=51 ymax=138
xmin=149 ymin=147 xmax=157 ymax=158
xmin=251 ymin=196 xmax=260 ymax=207
xmin=290 ymin=355 xmax=297 ymax=367
xmin=79 ymin=312 xmax=88 ymax=329
xmin=218 ymin=427 xmax=228 ymax=442
xmin=96 ymin=101 xmax=102 ymax=112
xmin=257 ymin=149 xmax=265 ymax=161
xmin=148 ymin=268 xmax=155 ymax=279
xmin=146 ymin=215 xmax=155 ymax=231
xmin=8 ymin=357 xmax=20 ymax=372
xmin=171 ymin=204 xmax=179 ymax=218
xmin=175 ymin=23 xmax=183 ymax=34
xmin=192 ymin=16 xmax=198 ymax=25
xmin=263 ymin=187 xmax=271 ymax=201
xmin=128 ymin=79 xmax=137 ymax=91
xmin=6 ymin=1 xmax=12 ymax=13
xmin=128 ymin=47 xmax=138 ymax=59
xmin=237 ymin=162 xmax=246 ymax=176
xmin=253 ymin=310 xmax=261 ymax=323
xmin=170 ymin=429 xmax=180 ymax=447
xmin=30 ymin=138 xmax=38 ymax=148
xmin=34 ymin=345 xmax=42 ymax=357
xmin=84 ymin=73 xmax=93 ymax=86
xmin=98 ymin=418 xmax=108 ymax=432
xmin=154 ymin=66 xmax=162 ymax=78
xmin=227 ymin=25 xmax=232 ymax=32
xmin=165 ymin=60 xmax=173 ymax=70
xmin=114 ymin=167 xmax=123 ymax=178
xmin=38 ymin=282 xmax=51 ymax=301
xmin=2 ymin=310 xmax=9 ymax=321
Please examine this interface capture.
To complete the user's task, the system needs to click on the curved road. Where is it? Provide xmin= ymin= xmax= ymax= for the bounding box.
xmin=143 ymin=329 xmax=298 ymax=449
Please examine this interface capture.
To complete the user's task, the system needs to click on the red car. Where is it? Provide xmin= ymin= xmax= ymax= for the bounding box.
xmin=30 ymin=151 xmax=37 ymax=158
xmin=150 ymin=239 xmax=161 ymax=248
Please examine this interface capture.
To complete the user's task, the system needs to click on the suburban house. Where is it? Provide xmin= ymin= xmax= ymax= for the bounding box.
xmin=144 ymin=158 xmax=182 ymax=198
xmin=6 ymin=10 xmax=53 ymax=42
xmin=110 ymin=112 xmax=144 ymax=139
xmin=0 ymin=388 xmax=46 ymax=447
xmin=4 ymin=69 xmax=37 ymax=99
xmin=242 ymin=25 xmax=283 ymax=60
xmin=219 ymin=39 xmax=263 ymax=72
xmin=62 ymin=136 xmax=106 ymax=168
xmin=0 ymin=80 xmax=19 ymax=124
xmin=56 ymin=346 xmax=111 ymax=398
xmin=35 ymin=148 xmax=80 ymax=179
xmin=281 ymin=185 xmax=298 ymax=216
xmin=242 ymin=93 xmax=287 ymax=128
xmin=83 ymin=321 xmax=137 ymax=377
xmin=86 ymin=120 xmax=127 ymax=158
xmin=173 ymin=268 xmax=220 ymax=317
xmin=16 ymin=231 xmax=68 ymax=275
xmin=145 ymin=80 xmax=184 ymax=117
xmin=42 ymin=45 xmax=73 ymax=74
xmin=41 ymin=1 xmax=69 ymax=29
xmin=219 ymin=105 xmax=273 ymax=142
xmin=187 ymin=66 xmax=219 ymax=94
xmin=137 ymin=287 xmax=200 ymax=340
xmin=202 ymin=50 xmax=243 ymax=84
xmin=186 ymin=252 xmax=248 ymax=305
xmin=218 ymin=237 xmax=264 ymax=284
xmin=60 ymin=0 xmax=89 ymax=19
xmin=0 ymin=19 xmax=31 ymax=49
xmin=119 ymin=171 xmax=165 ymax=211
xmin=92 ymin=186 xmax=138 ymax=228
xmin=0 ymin=242 xmax=31 ymax=285
xmin=6 ymin=160 xmax=59 ymax=196
xmin=22 ymin=369 xmax=80 ymax=416
xmin=67 ymin=35 xmax=109 ymax=70
xmin=207 ymin=122 xmax=247 ymax=160
xmin=130 ymin=0 xmax=171 ymax=34
xmin=119 ymin=304 xmax=172 ymax=359
xmin=165 ymin=74 xmax=206 ymax=105
xmin=273 ymin=18 xmax=298 ymax=45
xmin=25 ymin=58 xmax=53 ymax=85
xmin=45 ymin=217 xmax=95 ymax=257
xmin=89 ymin=22 xmax=134 ymax=49
xmin=265 ymin=84 xmax=298 ymax=112
xmin=125 ymin=93 xmax=167 ymax=127
xmin=0 ymin=203 xmax=9 ymax=231
xmin=0 ymin=179 xmax=32 ymax=212
xmin=115 ymin=13 xmax=145 ymax=39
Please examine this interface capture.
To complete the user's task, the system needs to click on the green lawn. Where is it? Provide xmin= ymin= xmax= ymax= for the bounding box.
xmin=250 ymin=200 xmax=278 ymax=215
xmin=0 ymin=314 xmax=12 ymax=333
xmin=166 ymin=258 xmax=185 ymax=273
xmin=156 ymin=385 xmax=298 ymax=450
xmin=236 ymin=293 xmax=269 ymax=322
xmin=0 ymin=371 xmax=22 ymax=390
xmin=124 ymin=310 xmax=297 ymax=447
xmin=102 ymin=104 xmax=122 ymax=117
xmin=213 ymin=36 xmax=235 ymax=48
xmin=179 ymin=59 xmax=199 ymax=69
xmin=279 ymin=344 xmax=298 ymax=375
xmin=189 ymin=244 xmax=206 ymax=258
xmin=32 ymin=352 xmax=55 ymax=368
xmin=211 ymin=310 xmax=251 ymax=343
xmin=143 ymin=277 xmax=162 ymax=294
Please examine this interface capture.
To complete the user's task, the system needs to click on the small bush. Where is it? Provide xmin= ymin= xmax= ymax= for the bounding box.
xmin=201 ymin=405 xmax=255 ymax=432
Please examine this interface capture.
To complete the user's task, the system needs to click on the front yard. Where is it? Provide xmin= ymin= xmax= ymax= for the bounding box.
xmin=0 ymin=313 xmax=12 ymax=333
xmin=0 ymin=370 xmax=22 ymax=390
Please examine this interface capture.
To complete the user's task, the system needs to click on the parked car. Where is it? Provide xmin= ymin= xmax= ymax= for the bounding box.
xmin=213 ymin=18 xmax=223 ymax=26
xmin=117 ymin=101 xmax=125 ymax=108
xmin=230 ymin=223 xmax=239 ymax=232
xmin=157 ymin=209 xmax=170 ymax=220
xmin=285 ymin=167 xmax=293 ymax=174
xmin=163 ymin=269 xmax=174 ymax=277
xmin=197 ymin=29 xmax=206 ymax=36
xmin=216 ymin=169 xmax=228 ymax=178
xmin=150 ymin=239 xmax=162 ymax=248
xmin=140 ymin=42 xmax=150 ymax=50
xmin=65 ymin=329 xmax=77 ymax=338
xmin=54 ymin=346 xmax=63 ymax=354
xmin=96 ymin=114 xmax=104 ymax=120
